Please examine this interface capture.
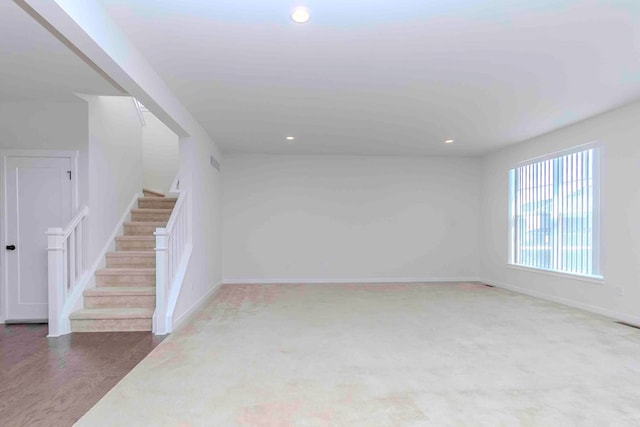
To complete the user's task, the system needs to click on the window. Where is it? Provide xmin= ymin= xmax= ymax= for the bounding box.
xmin=509 ymin=145 xmax=601 ymax=278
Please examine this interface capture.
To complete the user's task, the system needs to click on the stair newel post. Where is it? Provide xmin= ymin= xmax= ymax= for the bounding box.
xmin=154 ymin=227 xmax=169 ymax=335
xmin=47 ymin=227 xmax=66 ymax=337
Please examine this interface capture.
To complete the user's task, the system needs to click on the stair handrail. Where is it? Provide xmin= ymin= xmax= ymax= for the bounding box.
xmin=154 ymin=189 xmax=191 ymax=334
xmin=62 ymin=206 xmax=89 ymax=239
xmin=47 ymin=206 xmax=89 ymax=337
xmin=164 ymin=191 xmax=186 ymax=235
xmin=169 ymin=174 xmax=180 ymax=194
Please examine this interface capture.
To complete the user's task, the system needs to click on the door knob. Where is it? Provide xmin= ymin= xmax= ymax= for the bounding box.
xmin=6 ymin=245 xmax=15 ymax=251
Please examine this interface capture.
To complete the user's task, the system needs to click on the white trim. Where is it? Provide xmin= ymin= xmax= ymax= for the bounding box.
xmin=508 ymin=144 xmax=602 ymax=277
xmin=0 ymin=149 xmax=78 ymax=325
xmin=223 ymin=277 xmax=480 ymax=285
xmin=512 ymin=140 xmax=602 ymax=168
xmin=507 ymin=264 xmax=604 ymax=285
xmin=482 ymin=278 xmax=640 ymax=326
xmin=172 ymin=280 xmax=223 ymax=331
xmin=0 ymin=149 xmax=79 ymax=211
xmin=58 ymin=192 xmax=140 ymax=331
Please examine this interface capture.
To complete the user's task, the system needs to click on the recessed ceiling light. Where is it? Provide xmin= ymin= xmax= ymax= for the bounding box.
xmin=291 ymin=7 xmax=310 ymax=24
xmin=286 ymin=136 xmax=295 ymax=141
xmin=445 ymin=139 xmax=454 ymax=144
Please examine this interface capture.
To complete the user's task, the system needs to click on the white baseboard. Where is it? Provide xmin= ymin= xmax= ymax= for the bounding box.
xmin=172 ymin=280 xmax=223 ymax=332
xmin=482 ymin=278 xmax=640 ymax=325
xmin=223 ymin=277 xmax=480 ymax=285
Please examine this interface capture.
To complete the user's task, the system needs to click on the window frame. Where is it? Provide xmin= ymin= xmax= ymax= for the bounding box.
xmin=507 ymin=142 xmax=603 ymax=281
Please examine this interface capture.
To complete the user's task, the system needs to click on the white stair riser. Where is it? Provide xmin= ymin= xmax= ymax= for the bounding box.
xmin=85 ymin=295 xmax=155 ymax=309
xmin=71 ymin=318 xmax=151 ymax=332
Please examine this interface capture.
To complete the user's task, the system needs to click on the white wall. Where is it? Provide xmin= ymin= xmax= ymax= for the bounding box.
xmin=85 ymin=96 xmax=142 ymax=265
xmin=0 ymin=100 xmax=89 ymax=323
xmin=0 ymin=100 xmax=87 ymax=150
xmin=223 ymin=154 xmax=481 ymax=283
xmin=481 ymin=100 xmax=640 ymax=323
xmin=142 ymin=111 xmax=178 ymax=194
xmin=0 ymin=100 xmax=89 ymax=206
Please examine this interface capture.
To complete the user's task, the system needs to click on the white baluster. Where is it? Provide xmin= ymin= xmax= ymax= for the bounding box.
xmin=77 ymin=220 xmax=83 ymax=275
xmin=62 ymin=239 xmax=69 ymax=293
xmin=69 ymin=230 xmax=76 ymax=291
xmin=180 ymin=210 xmax=185 ymax=250
xmin=187 ymin=192 xmax=192 ymax=245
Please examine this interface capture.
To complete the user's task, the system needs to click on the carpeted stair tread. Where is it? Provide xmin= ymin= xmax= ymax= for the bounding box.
xmin=137 ymin=197 xmax=177 ymax=203
xmin=70 ymin=307 xmax=153 ymax=320
xmin=115 ymin=236 xmax=155 ymax=241
xmin=124 ymin=221 xmax=167 ymax=227
xmin=95 ymin=268 xmax=155 ymax=276
xmin=131 ymin=208 xmax=173 ymax=213
xmin=106 ymin=251 xmax=155 ymax=257
xmin=84 ymin=286 xmax=156 ymax=296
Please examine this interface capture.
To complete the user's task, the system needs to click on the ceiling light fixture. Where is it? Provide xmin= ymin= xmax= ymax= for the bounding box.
xmin=291 ymin=7 xmax=310 ymax=24
xmin=286 ymin=136 xmax=295 ymax=141
xmin=445 ymin=139 xmax=454 ymax=144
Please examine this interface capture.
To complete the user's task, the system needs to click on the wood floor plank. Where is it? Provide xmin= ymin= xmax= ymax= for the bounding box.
xmin=0 ymin=324 xmax=163 ymax=427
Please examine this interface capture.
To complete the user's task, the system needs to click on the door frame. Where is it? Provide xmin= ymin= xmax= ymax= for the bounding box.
xmin=0 ymin=150 xmax=79 ymax=324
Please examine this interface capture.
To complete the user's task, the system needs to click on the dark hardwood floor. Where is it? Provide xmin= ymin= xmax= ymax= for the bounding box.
xmin=0 ymin=324 xmax=163 ymax=426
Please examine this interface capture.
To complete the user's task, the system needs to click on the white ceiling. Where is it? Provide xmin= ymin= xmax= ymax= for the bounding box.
xmin=0 ymin=1 xmax=121 ymax=102
xmin=99 ymin=0 xmax=640 ymax=156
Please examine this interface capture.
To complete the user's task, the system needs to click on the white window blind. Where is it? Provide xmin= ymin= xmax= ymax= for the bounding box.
xmin=509 ymin=146 xmax=601 ymax=278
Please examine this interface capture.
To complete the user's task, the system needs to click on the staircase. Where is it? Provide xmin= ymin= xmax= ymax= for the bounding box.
xmin=69 ymin=190 xmax=176 ymax=332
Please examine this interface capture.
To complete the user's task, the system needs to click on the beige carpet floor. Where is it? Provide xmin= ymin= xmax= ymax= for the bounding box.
xmin=76 ymin=283 xmax=640 ymax=426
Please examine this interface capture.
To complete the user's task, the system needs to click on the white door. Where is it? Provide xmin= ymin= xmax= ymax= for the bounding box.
xmin=4 ymin=156 xmax=72 ymax=322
